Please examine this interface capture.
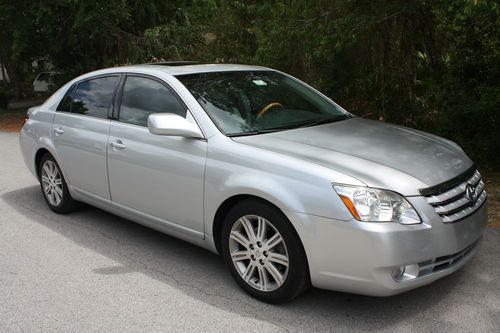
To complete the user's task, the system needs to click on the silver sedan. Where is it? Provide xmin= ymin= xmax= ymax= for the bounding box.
xmin=19 ymin=63 xmax=487 ymax=303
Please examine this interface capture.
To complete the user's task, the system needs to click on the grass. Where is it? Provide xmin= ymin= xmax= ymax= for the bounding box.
xmin=0 ymin=107 xmax=27 ymax=132
xmin=0 ymin=108 xmax=498 ymax=226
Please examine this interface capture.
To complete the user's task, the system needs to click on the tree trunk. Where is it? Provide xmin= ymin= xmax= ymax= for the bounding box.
xmin=4 ymin=62 xmax=23 ymax=100
xmin=0 ymin=63 xmax=7 ymax=82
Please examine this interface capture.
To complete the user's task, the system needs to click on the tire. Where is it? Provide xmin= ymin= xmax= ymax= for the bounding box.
xmin=38 ymin=153 xmax=78 ymax=214
xmin=221 ymin=199 xmax=310 ymax=303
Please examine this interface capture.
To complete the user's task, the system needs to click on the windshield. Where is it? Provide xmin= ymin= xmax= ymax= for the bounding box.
xmin=176 ymin=71 xmax=349 ymax=136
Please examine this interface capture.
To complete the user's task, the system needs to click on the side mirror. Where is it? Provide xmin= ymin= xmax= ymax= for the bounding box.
xmin=147 ymin=113 xmax=204 ymax=138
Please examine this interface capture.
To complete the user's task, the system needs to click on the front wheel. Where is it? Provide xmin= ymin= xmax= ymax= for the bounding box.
xmin=221 ymin=199 xmax=310 ymax=303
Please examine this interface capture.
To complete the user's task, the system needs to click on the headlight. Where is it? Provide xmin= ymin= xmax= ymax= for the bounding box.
xmin=333 ymin=185 xmax=421 ymax=224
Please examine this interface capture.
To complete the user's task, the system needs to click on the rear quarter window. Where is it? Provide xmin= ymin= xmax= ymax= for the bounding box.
xmin=57 ymin=85 xmax=76 ymax=112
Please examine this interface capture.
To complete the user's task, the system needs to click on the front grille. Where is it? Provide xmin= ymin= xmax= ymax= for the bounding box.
xmin=422 ymin=169 xmax=487 ymax=223
xmin=417 ymin=239 xmax=480 ymax=277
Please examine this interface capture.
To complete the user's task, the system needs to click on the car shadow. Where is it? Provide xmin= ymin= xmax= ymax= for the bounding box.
xmin=3 ymin=185 xmax=480 ymax=331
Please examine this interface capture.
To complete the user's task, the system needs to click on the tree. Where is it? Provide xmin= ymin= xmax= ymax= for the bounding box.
xmin=0 ymin=0 xmax=498 ymax=167
xmin=0 ymin=0 xmax=45 ymax=99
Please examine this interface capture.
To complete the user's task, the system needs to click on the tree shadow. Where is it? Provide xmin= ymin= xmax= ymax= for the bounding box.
xmin=3 ymin=185 xmax=491 ymax=331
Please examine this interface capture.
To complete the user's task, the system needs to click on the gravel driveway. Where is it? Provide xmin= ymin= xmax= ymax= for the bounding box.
xmin=0 ymin=131 xmax=499 ymax=332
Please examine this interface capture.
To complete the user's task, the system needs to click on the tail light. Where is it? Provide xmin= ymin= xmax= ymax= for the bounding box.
xmin=21 ymin=113 xmax=29 ymax=128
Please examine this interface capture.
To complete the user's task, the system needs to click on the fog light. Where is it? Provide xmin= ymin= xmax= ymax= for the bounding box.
xmin=393 ymin=266 xmax=405 ymax=279
xmin=393 ymin=264 xmax=419 ymax=281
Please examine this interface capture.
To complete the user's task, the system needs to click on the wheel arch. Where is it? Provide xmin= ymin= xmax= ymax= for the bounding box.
xmin=34 ymin=147 xmax=52 ymax=180
xmin=212 ymin=193 xmax=312 ymax=295
xmin=33 ymin=146 xmax=70 ymax=189
xmin=212 ymin=194 xmax=303 ymax=256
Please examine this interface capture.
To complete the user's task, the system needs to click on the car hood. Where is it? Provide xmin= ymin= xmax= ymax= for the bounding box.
xmin=232 ymin=118 xmax=473 ymax=196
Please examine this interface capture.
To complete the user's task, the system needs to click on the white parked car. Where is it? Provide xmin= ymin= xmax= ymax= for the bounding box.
xmin=33 ymin=71 xmax=62 ymax=93
xmin=20 ymin=63 xmax=487 ymax=303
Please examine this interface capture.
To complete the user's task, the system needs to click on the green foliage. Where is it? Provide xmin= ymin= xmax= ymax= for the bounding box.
xmin=204 ymin=0 xmax=499 ymax=168
xmin=0 ymin=0 xmax=498 ymax=168
xmin=433 ymin=0 xmax=500 ymax=167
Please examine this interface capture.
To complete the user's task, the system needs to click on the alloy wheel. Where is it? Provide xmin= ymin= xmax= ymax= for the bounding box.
xmin=229 ymin=214 xmax=289 ymax=292
xmin=41 ymin=160 xmax=63 ymax=206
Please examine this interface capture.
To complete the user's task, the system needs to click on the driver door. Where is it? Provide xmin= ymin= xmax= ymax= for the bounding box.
xmin=107 ymin=74 xmax=207 ymax=237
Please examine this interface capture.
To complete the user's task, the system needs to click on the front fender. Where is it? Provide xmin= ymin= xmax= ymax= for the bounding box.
xmin=203 ymin=136 xmax=362 ymax=237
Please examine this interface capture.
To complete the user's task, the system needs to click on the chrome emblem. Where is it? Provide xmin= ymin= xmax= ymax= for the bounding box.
xmin=465 ymin=183 xmax=478 ymax=203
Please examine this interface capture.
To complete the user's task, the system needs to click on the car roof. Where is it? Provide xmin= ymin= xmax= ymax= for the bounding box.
xmin=100 ymin=63 xmax=273 ymax=76
xmin=67 ymin=63 xmax=277 ymax=87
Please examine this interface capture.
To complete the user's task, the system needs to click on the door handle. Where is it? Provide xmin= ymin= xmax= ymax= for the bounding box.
xmin=53 ymin=127 xmax=64 ymax=136
xmin=110 ymin=139 xmax=127 ymax=150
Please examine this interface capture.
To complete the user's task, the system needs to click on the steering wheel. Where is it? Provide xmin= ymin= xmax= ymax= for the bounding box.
xmin=256 ymin=102 xmax=284 ymax=119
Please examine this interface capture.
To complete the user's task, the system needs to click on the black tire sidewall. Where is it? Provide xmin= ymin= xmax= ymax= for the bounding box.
xmin=221 ymin=199 xmax=310 ymax=303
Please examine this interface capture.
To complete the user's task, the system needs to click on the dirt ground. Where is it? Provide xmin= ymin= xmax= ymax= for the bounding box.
xmin=484 ymin=174 xmax=500 ymax=227
xmin=1 ymin=108 xmax=498 ymax=227
xmin=0 ymin=108 xmax=27 ymax=132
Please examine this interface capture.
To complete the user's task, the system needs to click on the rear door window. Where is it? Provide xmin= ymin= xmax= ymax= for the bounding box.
xmin=71 ymin=76 xmax=119 ymax=119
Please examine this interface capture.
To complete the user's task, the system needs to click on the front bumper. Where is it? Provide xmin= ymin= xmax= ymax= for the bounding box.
xmin=284 ymin=197 xmax=487 ymax=296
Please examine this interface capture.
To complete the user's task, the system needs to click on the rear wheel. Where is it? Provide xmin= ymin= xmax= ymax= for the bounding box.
xmin=221 ymin=199 xmax=310 ymax=303
xmin=39 ymin=153 xmax=78 ymax=214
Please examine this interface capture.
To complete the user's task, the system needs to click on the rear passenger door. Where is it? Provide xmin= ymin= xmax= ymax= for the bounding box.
xmin=52 ymin=75 xmax=120 ymax=199
xmin=107 ymin=74 xmax=207 ymax=237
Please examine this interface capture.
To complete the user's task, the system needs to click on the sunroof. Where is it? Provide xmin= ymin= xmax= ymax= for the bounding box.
xmin=145 ymin=61 xmax=199 ymax=66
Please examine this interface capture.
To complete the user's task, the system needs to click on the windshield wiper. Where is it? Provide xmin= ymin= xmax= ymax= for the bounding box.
xmin=295 ymin=114 xmax=351 ymax=128
xmin=261 ymin=114 xmax=351 ymax=132
xmin=227 ymin=114 xmax=352 ymax=137
xmin=227 ymin=128 xmax=282 ymax=137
